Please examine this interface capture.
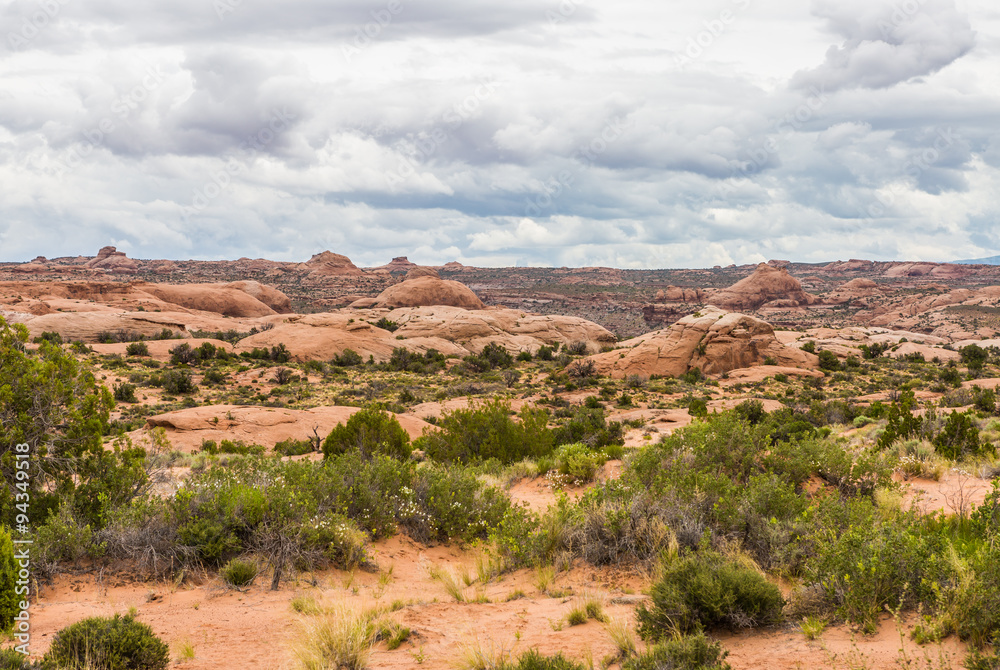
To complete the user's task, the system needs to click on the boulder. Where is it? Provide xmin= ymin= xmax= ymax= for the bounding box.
xmin=710 ymin=263 xmax=817 ymax=310
xmin=85 ymin=246 xmax=139 ymax=274
xmin=143 ymin=283 xmax=278 ymax=317
xmin=225 ymin=281 xmax=293 ymax=313
xmin=357 ymin=275 xmax=486 ymax=310
xmin=305 ymin=251 xmax=365 ymax=277
xmin=585 ymin=306 xmax=819 ymax=379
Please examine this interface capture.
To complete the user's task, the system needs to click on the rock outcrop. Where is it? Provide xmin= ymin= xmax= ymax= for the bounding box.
xmin=354 ymin=273 xmax=486 ymax=310
xmin=143 ymin=284 xmax=278 ymax=318
xmin=236 ymin=306 xmax=617 ymax=362
xmin=305 ymin=251 xmax=365 ymax=277
xmin=654 ymin=286 xmax=706 ymax=303
xmin=710 ymin=263 xmax=817 ymax=310
xmin=224 ymin=281 xmax=293 ymax=313
xmin=85 ymin=246 xmax=139 ymax=274
xmin=585 ymin=306 xmax=818 ymax=379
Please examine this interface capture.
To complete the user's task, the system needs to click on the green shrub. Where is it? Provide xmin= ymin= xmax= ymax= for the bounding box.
xmin=332 ymin=349 xmax=363 ymax=367
xmin=514 ymin=649 xmax=586 ymax=670
xmin=0 ymin=527 xmax=16 ymax=632
xmin=933 ymin=410 xmax=986 ymax=460
xmin=35 ymin=503 xmax=93 ymax=570
xmin=220 ymin=557 xmax=258 ymax=588
xmin=43 ymin=613 xmax=169 ymax=670
xmin=961 ymin=344 xmax=989 ymax=373
xmin=517 ymin=351 xmax=532 ymax=362
xmin=549 ymin=443 xmax=606 ymax=483
xmin=374 ymin=317 xmax=399 ymax=332
xmin=817 ymin=350 xmax=840 ymax=371
xmin=552 ymin=406 xmax=623 ymax=449
xmin=274 ymin=437 xmax=315 ymax=456
xmin=877 ymin=390 xmax=922 ymax=449
xmin=637 ymin=549 xmax=784 ymax=637
xmin=536 ymin=345 xmax=555 ymax=361
xmin=33 ymin=331 xmax=63 ymax=345
xmin=0 ymin=648 xmax=29 ymax=670
xmin=113 ymin=382 xmax=137 ymax=403
xmin=417 ymin=398 xmax=553 ymax=464
xmin=623 ymin=632 xmax=731 ymax=670
xmin=160 ymin=369 xmax=195 ymax=394
xmin=322 ymin=406 xmax=411 ymax=460
xmin=805 ymin=502 xmax=945 ymax=634
xmin=125 ymin=342 xmax=149 ymax=357
xmin=464 ymin=342 xmax=514 ymax=373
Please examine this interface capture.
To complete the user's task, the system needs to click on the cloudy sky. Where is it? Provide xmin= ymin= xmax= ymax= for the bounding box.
xmin=0 ymin=0 xmax=998 ymax=267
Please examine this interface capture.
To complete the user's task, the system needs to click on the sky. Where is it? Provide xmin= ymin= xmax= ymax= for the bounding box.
xmin=0 ymin=0 xmax=998 ymax=268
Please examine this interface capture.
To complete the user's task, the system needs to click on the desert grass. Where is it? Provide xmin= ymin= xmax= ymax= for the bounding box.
xmin=455 ymin=634 xmax=514 ymax=670
xmin=604 ymin=615 xmax=637 ymax=658
xmin=293 ymin=601 xmax=375 ymax=670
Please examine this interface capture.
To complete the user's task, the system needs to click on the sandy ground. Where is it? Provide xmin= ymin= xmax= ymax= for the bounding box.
xmin=24 ymin=533 xmax=972 ymax=670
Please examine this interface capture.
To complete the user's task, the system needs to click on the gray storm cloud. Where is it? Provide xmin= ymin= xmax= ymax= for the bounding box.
xmin=792 ymin=0 xmax=976 ymax=91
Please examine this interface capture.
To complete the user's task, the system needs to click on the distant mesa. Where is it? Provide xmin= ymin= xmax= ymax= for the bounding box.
xmin=586 ymin=306 xmax=819 ymax=379
xmin=351 ymin=269 xmax=485 ymax=309
xmin=85 ymin=246 xmax=139 ymax=274
xmin=305 ymin=251 xmax=364 ymax=277
xmin=710 ymin=263 xmax=817 ymax=310
xmin=954 ymin=254 xmax=1000 ymax=266
xmin=822 ymin=259 xmax=874 ymax=272
xmin=372 ymin=256 xmax=419 ymax=273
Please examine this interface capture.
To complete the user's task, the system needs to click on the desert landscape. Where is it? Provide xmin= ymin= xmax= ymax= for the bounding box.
xmin=3 ymin=250 xmax=1000 ymax=669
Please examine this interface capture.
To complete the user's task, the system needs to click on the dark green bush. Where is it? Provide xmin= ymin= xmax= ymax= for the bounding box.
xmin=332 ymin=348 xmax=363 ymax=367
xmin=43 ymin=613 xmax=169 ymax=670
xmin=637 ymin=549 xmax=783 ymax=637
xmin=160 ymin=369 xmax=195 ymax=394
xmin=536 ymin=345 xmax=555 ymax=361
xmin=817 ymin=350 xmax=841 ymax=371
xmin=125 ymin=342 xmax=149 ymax=357
xmin=552 ymin=406 xmax=623 ymax=449
xmin=514 ymin=649 xmax=586 ymax=670
xmin=33 ymin=331 xmax=63 ymax=345
xmin=0 ymin=648 xmax=30 ymax=670
xmin=374 ymin=317 xmax=399 ymax=332
xmin=113 ymin=383 xmax=137 ymax=403
xmin=273 ymin=438 xmax=314 ymax=456
xmin=417 ymin=398 xmax=553 ymax=464
xmin=322 ymin=406 xmax=411 ymax=460
xmin=961 ymin=344 xmax=989 ymax=373
xmin=805 ymin=502 xmax=945 ymax=634
xmin=0 ymin=527 xmax=17 ymax=632
xmin=220 ymin=557 xmax=258 ymax=588
xmin=623 ymin=632 xmax=731 ymax=670
xmin=877 ymin=390 xmax=922 ymax=449
xmin=464 ymin=342 xmax=514 ymax=373
xmin=933 ymin=410 xmax=986 ymax=460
